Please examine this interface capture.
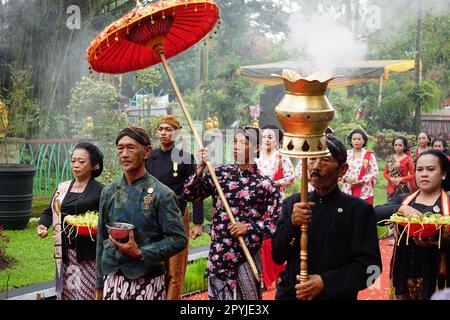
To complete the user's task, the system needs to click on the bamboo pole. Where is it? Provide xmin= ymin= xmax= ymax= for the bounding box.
xmin=155 ymin=45 xmax=260 ymax=282
xmin=299 ymin=158 xmax=309 ymax=283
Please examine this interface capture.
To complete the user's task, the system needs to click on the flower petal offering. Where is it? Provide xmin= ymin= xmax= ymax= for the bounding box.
xmin=64 ymin=211 xmax=98 ymax=240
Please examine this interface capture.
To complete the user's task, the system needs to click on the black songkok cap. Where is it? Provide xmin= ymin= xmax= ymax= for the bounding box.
xmin=326 ymin=134 xmax=347 ymax=165
xmin=115 ymin=126 xmax=151 ymax=147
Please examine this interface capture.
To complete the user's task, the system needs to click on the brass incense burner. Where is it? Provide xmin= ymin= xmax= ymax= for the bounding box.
xmin=273 ymin=69 xmax=338 ymax=158
xmin=273 ymin=69 xmax=339 ymax=284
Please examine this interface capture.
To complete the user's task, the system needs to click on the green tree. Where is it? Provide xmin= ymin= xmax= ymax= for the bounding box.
xmin=403 ymin=80 xmax=442 ymax=113
xmin=329 ymin=90 xmax=367 ymax=142
xmin=134 ymin=68 xmax=162 ymax=89
xmin=199 ymin=57 xmax=263 ymax=127
xmin=67 ymin=77 xmax=119 ymax=121
xmin=4 ymin=63 xmax=41 ymax=139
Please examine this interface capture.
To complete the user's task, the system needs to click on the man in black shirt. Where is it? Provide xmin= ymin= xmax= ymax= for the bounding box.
xmin=272 ymin=134 xmax=382 ymax=300
xmin=145 ymin=115 xmax=204 ymax=300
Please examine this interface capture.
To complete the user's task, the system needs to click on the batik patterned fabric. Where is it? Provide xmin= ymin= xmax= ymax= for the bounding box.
xmin=96 ymin=173 xmax=187 ymax=289
xmin=60 ymin=248 xmax=96 ymax=300
xmin=341 ymin=149 xmax=378 ymax=200
xmin=103 ymin=273 xmax=166 ymax=300
xmin=183 ymin=164 xmax=282 ymax=288
xmin=208 ymin=250 xmax=263 ymax=300
xmin=255 ymin=151 xmax=295 ymax=198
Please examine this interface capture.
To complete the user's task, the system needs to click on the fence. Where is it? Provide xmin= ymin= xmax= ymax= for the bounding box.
xmin=19 ymin=139 xmax=83 ymax=200
xmin=19 ymin=130 xmax=238 ymax=200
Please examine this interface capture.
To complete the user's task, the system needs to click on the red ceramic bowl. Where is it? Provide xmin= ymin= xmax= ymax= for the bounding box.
xmin=399 ymin=222 xmax=439 ymax=238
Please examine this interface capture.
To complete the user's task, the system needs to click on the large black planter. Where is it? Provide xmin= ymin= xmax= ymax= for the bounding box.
xmin=0 ymin=164 xmax=36 ymax=230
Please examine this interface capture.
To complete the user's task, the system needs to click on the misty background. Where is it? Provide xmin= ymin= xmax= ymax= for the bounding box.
xmin=0 ymin=0 xmax=448 ymax=141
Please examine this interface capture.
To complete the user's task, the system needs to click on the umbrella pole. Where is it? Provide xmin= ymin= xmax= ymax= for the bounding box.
xmin=299 ymin=158 xmax=309 ymax=284
xmin=156 ymin=47 xmax=260 ymax=283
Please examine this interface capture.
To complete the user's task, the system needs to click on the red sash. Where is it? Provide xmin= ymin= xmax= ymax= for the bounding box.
xmin=274 ymin=153 xmax=283 ymax=181
xmin=351 ymin=150 xmax=373 ymax=197
xmin=402 ymin=189 xmax=449 ymax=277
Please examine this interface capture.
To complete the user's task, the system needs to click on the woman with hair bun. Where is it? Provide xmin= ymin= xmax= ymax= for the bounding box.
xmin=432 ymin=138 xmax=450 ymax=160
xmin=410 ymin=131 xmax=431 ymax=164
xmin=341 ymin=128 xmax=378 ymax=205
xmin=37 ymin=142 xmax=104 ymax=300
xmin=255 ymin=124 xmax=295 ymax=291
xmin=384 ymin=136 xmax=416 ymax=199
xmin=375 ymin=150 xmax=450 ymax=299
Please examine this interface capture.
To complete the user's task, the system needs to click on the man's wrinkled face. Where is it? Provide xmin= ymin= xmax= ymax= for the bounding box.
xmin=117 ymin=136 xmax=151 ymax=173
xmin=307 ymin=155 xmax=347 ymax=190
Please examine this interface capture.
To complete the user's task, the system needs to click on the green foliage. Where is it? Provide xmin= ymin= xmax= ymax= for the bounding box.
xmin=376 ymin=93 xmax=415 ymax=132
xmin=188 ymin=232 xmax=211 ymax=249
xmin=4 ymin=63 xmax=41 ymax=139
xmin=134 ymin=68 xmax=162 ymax=88
xmin=198 ymin=57 xmax=263 ymax=127
xmin=419 ymin=13 xmax=450 ymax=96
xmin=96 ymin=164 xmax=122 ymax=186
xmin=67 ymin=77 xmax=118 ymax=120
xmin=92 ymin=108 xmax=129 ymax=184
xmin=67 ymin=77 xmax=128 ymax=174
xmin=402 ymin=80 xmax=442 ymax=113
xmin=145 ymin=115 xmax=164 ymax=143
xmin=356 ymin=80 xmax=414 ymax=133
xmin=371 ymin=12 xmax=450 ymax=97
xmin=328 ymin=91 xmax=368 ymax=143
xmin=183 ymin=259 xmax=208 ymax=295
xmin=93 ymin=109 xmax=129 ymax=146
xmin=373 ymin=129 xmax=416 ymax=160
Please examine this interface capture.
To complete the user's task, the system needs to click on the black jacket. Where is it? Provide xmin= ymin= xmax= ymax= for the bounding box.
xmin=272 ymin=187 xmax=382 ymax=300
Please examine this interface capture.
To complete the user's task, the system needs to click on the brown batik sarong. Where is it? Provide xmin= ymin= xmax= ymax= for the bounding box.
xmin=60 ymin=248 xmax=96 ymax=300
xmin=208 ymin=250 xmax=262 ymax=300
xmin=103 ymin=272 xmax=166 ymax=300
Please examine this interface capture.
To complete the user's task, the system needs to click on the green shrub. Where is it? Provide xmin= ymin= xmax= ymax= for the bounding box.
xmin=374 ymin=129 xmax=416 ymax=160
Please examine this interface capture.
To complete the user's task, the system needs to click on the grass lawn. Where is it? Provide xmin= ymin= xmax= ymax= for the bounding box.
xmin=0 ymin=220 xmax=211 ymax=292
xmin=189 ymin=231 xmax=210 ymax=249
xmin=0 ymin=220 xmax=54 ymax=292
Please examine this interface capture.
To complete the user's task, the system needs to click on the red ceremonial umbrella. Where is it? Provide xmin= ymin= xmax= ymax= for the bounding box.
xmin=87 ymin=0 xmax=260 ymax=282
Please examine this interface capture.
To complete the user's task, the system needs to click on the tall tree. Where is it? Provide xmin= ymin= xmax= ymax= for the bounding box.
xmin=414 ymin=0 xmax=423 ymax=133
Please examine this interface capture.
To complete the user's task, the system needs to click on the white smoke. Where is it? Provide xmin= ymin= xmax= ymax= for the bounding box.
xmin=284 ymin=12 xmax=367 ymax=75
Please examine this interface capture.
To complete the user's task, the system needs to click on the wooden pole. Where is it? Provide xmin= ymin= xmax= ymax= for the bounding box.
xmin=299 ymin=157 xmax=309 ymax=283
xmin=156 ymin=46 xmax=260 ymax=282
